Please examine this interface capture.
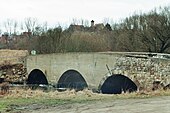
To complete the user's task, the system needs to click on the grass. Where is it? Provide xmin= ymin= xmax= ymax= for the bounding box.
xmin=0 ymin=89 xmax=170 ymax=112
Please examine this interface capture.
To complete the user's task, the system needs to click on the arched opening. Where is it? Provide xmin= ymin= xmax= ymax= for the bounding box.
xmin=164 ymin=84 xmax=170 ymax=90
xmin=27 ymin=69 xmax=48 ymax=85
xmin=100 ymin=74 xmax=137 ymax=94
xmin=0 ymin=78 xmax=4 ymax=83
xmin=57 ymin=70 xmax=88 ymax=91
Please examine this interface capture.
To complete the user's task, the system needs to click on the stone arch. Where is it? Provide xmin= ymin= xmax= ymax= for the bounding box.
xmin=27 ymin=69 xmax=48 ymax=85
xmin=99 ymin=74 xmax=137 ymax=94
xmin=57 ymin=69 xmax=88 ymax=91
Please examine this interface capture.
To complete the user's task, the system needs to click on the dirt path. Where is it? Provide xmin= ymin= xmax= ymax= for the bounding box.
xmin=23 ymin=96 xmax=170 ymax=113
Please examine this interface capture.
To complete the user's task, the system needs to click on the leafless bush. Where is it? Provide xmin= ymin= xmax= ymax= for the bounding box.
xmin=0 ymin=82 xmax=9 ymax=95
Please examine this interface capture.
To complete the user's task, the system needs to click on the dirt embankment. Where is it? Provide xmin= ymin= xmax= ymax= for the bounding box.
xmin=0 ymin=49 xmax=28 ymax=65
xmin=0 ymin=49 xmax=28 ymax=83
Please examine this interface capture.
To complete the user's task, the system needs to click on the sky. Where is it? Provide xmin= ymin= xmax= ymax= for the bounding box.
xmin=0 ymin=0 xmax=170 ymax=29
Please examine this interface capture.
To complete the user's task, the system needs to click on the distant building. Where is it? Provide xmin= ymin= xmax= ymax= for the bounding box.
xmin=68 ymin=25 xmax=85 ymax=31
xmin=94 ymin=23 xmax=105 ymax=31
xmin=22 ymin=31 xmax=32 ymax=36
xmin=0 ymin=34 xmax=9 ymax=44
xmin=68 ymin=20 xmax=111 ymax=32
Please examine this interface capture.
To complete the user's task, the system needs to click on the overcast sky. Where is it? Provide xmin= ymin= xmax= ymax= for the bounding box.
xmin=0 ymin=0 xmax=170 ymax=28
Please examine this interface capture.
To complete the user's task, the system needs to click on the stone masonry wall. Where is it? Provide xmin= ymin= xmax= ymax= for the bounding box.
xmin=111 ymin=55 xmax=170 ymax=90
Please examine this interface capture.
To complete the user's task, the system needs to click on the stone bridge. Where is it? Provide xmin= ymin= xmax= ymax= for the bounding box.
xmin=25 ymin=52 xmax=170 ymax=90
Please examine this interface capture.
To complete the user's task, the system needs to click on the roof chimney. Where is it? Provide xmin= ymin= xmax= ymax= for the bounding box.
xmin=91 ymin=20 xmax=94 ymax=27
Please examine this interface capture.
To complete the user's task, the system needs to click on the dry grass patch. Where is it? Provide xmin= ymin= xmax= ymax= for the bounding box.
xmin=4 ymin=88 xmax=170 ymax=100
xmin=0 ymin=49 xmax=28 ymax=65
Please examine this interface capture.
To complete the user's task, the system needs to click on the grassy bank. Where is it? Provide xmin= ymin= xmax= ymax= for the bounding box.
xmin=0 ymin=89 xmax=170 ymax=112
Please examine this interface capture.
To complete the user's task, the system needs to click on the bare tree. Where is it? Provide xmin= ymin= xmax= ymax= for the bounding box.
xmin=71 ymin=18 xmax=89 ymax=26
xmin=138 ymin=8 xmax=170 ymax=53
xmin=111 ymin=6 xmax=170 ymax=53
xmin=4 ymin=19 xmax=18 ymax=35
xmin=24 ymin=17 xmax=37 ymax=35
xmin=36 ymin=26 xmax=64 ymax=53
xmin=34 ymin=22 xmax=48 ymax=36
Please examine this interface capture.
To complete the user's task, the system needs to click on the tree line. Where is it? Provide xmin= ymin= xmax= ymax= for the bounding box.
xmin=0 ymin=6 xmax=170 ymax=54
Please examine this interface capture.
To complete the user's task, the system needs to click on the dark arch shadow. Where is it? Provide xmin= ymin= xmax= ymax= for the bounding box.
xmin=163 ymin=84 xmax=170 ymax=90
xmin=57 ymin=70 xmax=88 ymax=91
xmin=0 ymin=78 xmax=4 ymax=83
xmin=100 ymin=74 xmax=137 ymax=94
xmin=27 ymin=69 xmax=48 ymax=85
